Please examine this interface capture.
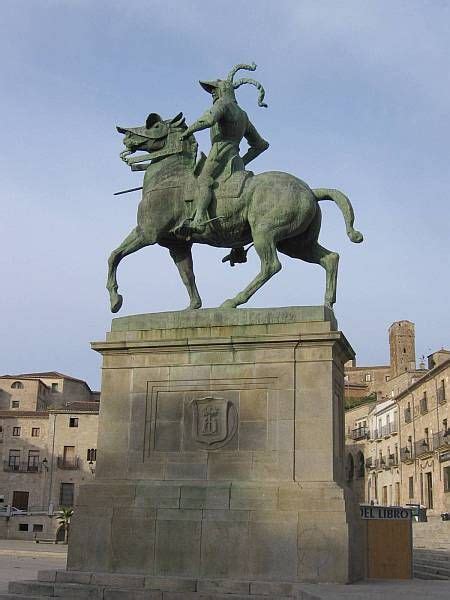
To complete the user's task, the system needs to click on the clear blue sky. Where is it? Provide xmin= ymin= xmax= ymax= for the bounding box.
xmin=1 ymin=1 xmax=449 ymax=389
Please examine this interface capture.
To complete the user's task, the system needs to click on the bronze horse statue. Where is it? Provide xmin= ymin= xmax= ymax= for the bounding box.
xmin=107 ymin=112 xmax=363 ymax=313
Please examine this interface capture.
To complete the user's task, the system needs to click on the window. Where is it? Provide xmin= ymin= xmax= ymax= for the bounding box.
xmin=33 ymin=524 xmax=43 ymax=532
xmin=51 ymin=383 xmax=58 ymax=393
xmin=27 ymin=450 xmax=40 ymax=473
xmin=409 ymin=476 xmax=414 ymax=498
xmin=444 ymin=467 xmax=450 ymax=493
xmin=364 ymin=373 xmax=372 ymax=382
xmin=404 ymin=402 xmax=412 ymax=423
xmin=8 ymin=450 xmax=20 ymax=470
xmin=87 ymin=448 xmax=97 ymax=462
xmin=420 ymin=392 xmax=428 ymax=414
xmin=12 ymin=491 xmax=29 ymax=511
xmin=382 ymin=486 xmax=388 ymax=505
xmin=69 ymin=417 xmax=78 ymax=428
xmin=385 ymin=375 xmax=390 ymax=382
xmin=12 ymin=427 xmax=21 ymax=437
xmin=11 ymin=400 xmax=20 ymax=409
xmin=11 ymin=381 xmax=23 ymax=389
xmin=395 ymin=482 xmax=400 ymax=506
xmin=59 ymin=483 xmax=74 ymax=507
xmin=31 ymin=428 xmax=40 ymax=438
xmin=18 ymin=523 xmax=29 ymax=532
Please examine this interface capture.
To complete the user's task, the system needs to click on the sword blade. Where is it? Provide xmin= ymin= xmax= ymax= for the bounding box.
xmin=113 ymin=186 xmax=143 ymax=196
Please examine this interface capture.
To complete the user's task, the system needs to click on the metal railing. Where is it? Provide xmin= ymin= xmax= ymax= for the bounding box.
xmin=3 ymin=461 xmax=42 ymax=473
xmin=374 ymin=458 xmax=386 ymax=470
xmin=400 ymin=446 xmax=415 ymax=462
xmin=56 ymin=456 xmax=80 ymax=470
xmin=433 ymin=430 xmax=450 ymax=449
xmin=415 ymin=438 xmax=432 ymax=457
xmin=387 ymin=454 xmax=399 ymax=467
xmin=350 ymin=427 xmax=368 ymax=440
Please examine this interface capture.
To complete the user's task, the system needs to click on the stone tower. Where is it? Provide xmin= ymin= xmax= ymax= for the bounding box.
xmin=389 ymin=320 xmax=416 ymax=378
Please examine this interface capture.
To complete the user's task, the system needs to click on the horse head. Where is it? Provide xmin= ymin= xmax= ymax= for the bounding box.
xmin=117 ymin=112 xmax=194 ymax=165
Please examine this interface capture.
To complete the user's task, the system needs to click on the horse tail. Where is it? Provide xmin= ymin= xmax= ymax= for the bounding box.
xmin=313 ymin=188 xmax=363 ymax=243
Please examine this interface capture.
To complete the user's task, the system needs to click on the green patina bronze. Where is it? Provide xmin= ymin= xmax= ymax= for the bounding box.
xmin=107 ymin=63 xmax=363 ymax=313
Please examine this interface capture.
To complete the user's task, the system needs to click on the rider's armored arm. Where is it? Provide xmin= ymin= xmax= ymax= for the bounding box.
xmin=241 ymin=120 xmax=269 ymax=166
xmin=182 ymin=104 xmax=225 ymax=138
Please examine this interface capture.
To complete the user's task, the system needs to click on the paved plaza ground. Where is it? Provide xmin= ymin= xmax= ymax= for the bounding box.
xmin=0 ymin=540 xmax=66 ymax=593
xmin=0 ymin=540 xmax=449 ymax=599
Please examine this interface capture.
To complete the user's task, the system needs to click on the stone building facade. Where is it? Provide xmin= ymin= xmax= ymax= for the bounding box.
xmin=0 ymin=372 xmax=99 ymax=540
xmin=345 ymin=320 xmax=450 ymax=516
xmin=364 ymin=399 xmax=401 ymax=506
xmin=397 ymin=359 xmax=449 ymax=516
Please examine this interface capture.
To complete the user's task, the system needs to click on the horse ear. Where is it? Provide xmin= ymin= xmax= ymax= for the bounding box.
xmin=170 ymin=112 xmax=183 ymax=124
xmin=145 ymin=113 xmax=162 ymax=128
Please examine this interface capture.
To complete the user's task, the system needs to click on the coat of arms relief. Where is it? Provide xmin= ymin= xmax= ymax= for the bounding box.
xmin=191 ymin=397 xmax=238 ymax=449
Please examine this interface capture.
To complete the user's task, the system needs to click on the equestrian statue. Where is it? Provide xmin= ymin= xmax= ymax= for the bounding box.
xmin=107 ymin=62 xmax=363 ymax=313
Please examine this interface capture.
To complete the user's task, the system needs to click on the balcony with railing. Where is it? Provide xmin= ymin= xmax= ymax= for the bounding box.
xmin=433 ymin=429 xmax=450 ymax=450
xmin=3 ymin=461 xmax=42 ymax=473
xmin=387 ymin=453 xmax=399 ymax=468
xmin=415 ymin=438 xmax=432 ymax=457
xmin=350 ymin=426 xmax=368 ymax=440
xmin=437 ymin=386 xmax=446 ymax=405
xmin=400 ymin=446 xmax=415 ymax=463
xmin=371 ymin=429 xmax=382 ymax=441
xmin=374 ymin=458 xmax=386 ymax=470
xmin=56 ymin=456 xmax=80 ymax=470
xmin=365 ymin=457 xmax=373 ymax=469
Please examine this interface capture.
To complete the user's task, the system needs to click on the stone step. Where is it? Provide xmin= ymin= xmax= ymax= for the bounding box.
xmin=6 ymin=579 xmax=295 ymax=600
xmin=0 ymin=595 xmax=53 ymax=600
xmin=414 ymin=557 xmax=450 ymax=570
xmin=414 ymin=551 xmax=450 ymax=561
xmin=413 ymin=562 xmax=450 ymax=579
xmin=413 ymin=568 xmax=450 ymax=580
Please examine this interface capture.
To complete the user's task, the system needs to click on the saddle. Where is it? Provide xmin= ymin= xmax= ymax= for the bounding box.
xmin=185 ymin=155 xmax=253 ymax=202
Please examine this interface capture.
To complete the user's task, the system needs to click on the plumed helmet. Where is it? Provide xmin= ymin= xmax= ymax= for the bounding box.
xmin=199 ymin=62 xmax=267 ymax=107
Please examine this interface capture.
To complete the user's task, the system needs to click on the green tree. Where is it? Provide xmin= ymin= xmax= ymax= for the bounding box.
xmin=57 ymin=507 xmax=73 ymax=544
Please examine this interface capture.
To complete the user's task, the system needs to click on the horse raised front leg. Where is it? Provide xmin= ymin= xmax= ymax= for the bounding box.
xmin=220 ymin=233 xmax=281 ymax=309
xmin=107 ymin=226 xmax=148 ymax=313
xmin=168 ymin=243 xmax=202 ymax=310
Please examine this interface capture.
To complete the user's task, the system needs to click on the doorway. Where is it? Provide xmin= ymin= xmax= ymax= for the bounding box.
xmin=426 ymin=472 xmax=433 ymax=509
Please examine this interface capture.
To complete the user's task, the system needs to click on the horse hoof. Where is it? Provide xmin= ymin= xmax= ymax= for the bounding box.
xmin=220 ymin=299 xmax=237 ymax=309
xmin=183 ymin=300 xmax=202 ymax=311
xmin=189 ymin=299 xmax=202 ymax=310
xmin=111 ymin=294 xmax=123 ymax=313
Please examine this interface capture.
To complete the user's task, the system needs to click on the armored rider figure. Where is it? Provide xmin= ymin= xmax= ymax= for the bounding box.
xmin=179 ymin=63 xmax=269 ymax=236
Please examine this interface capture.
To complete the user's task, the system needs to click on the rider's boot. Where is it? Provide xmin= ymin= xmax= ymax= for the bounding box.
xmin=180 ymin=181 xmax=212 ymax=235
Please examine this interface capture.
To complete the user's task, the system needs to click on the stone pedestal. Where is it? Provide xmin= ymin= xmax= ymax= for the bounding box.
xmin=65 ymin=307 xmax=362 ymax=592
